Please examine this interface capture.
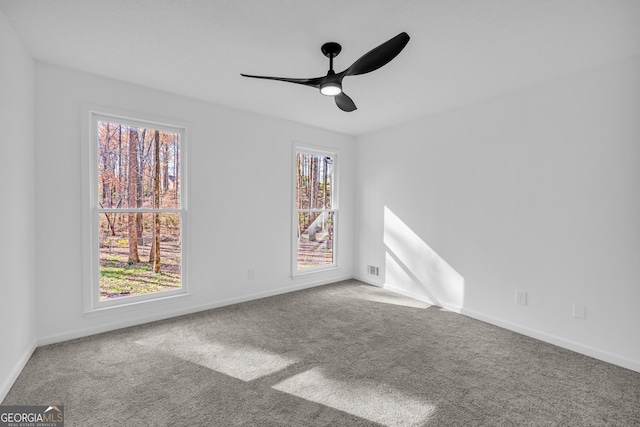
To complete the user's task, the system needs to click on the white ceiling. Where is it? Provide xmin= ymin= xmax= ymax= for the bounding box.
xmin=2 ymin=0 xmax=640 ymax=136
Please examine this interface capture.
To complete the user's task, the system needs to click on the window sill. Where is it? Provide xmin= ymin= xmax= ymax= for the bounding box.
xmin=292 ymin=264 xmax=340 ymax=278
xmin=83 ymin=292 xmax=192 ymax=318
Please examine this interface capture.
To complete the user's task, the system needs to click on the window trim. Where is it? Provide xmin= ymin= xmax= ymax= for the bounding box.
xmin=291 ymin=143 xmax=339 ymax=277
xmin=81 ymin=105 xmax=189 ymax=313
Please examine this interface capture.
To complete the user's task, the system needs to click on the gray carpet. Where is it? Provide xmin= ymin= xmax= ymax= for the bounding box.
xmin=3 ymin=280 xmax=640 ymax=426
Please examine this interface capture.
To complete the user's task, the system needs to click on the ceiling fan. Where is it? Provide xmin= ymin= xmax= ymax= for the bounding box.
xmin=241 ymin=32 xmax=410 ymax=112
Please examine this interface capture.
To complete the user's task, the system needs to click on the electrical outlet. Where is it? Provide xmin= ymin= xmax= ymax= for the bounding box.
xmin=573 ymin=304 xmax=586 ymax=320
xmin=515 ymin=290 xmax=527 ymax=306
xmin=247 ymin=269 xmax=255 ymax=280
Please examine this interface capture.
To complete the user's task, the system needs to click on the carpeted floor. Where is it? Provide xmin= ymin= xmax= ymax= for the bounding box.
xmin=3 ymin=280 xmax=640 ymax=426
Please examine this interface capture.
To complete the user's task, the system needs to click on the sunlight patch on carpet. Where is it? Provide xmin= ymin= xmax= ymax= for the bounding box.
xmin=343 ymin=289 xmax=431 ymax=309
xmin=272 ymin=367 xmax=435 ymax=427
xmin=136 ymin=335 xmax=297 ymax=381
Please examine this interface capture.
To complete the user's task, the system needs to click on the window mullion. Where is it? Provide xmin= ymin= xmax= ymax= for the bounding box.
xmin=97 ymin=208 xmax=182 ymax=213
xmin=296 ymin=209 xmax=334 ymax=213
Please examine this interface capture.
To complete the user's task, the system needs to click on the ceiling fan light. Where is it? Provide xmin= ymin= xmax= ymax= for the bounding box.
xmin=320 ymin=81 xmax=342 ymax=96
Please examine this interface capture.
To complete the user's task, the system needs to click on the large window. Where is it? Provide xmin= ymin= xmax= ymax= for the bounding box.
xmin=86 ymin=112 xmax=186 ymax=309
xmin=294 ymin=146 xmax=338 ymax=274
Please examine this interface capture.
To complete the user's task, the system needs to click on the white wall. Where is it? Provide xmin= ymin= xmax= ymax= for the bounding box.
xmin=34 ymin=63 xmax=355 ymax=344
xmin=0 ymin=10 xmax=36 ymax=401
xmin=355 ymin=55 xmax=640 ymax=372
xmin=4 ymin=24 xmax=637 ymax=399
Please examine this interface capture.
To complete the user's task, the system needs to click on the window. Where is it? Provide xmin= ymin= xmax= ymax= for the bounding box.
xmin=293 ymin=146 xmax=338 ymax=275
xmin=85 ymin=111 xmax=186 ymax=310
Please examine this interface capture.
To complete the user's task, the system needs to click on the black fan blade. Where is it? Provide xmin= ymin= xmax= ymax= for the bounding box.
xmin=240 ymin=74 xmax=324 ymax=88
xmin=335 ymin=92 xmax=357 ymax=112
xmin=344 ymin=32 xmax=410 ymax=77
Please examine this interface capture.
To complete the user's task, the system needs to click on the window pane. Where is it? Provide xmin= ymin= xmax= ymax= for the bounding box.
xmin=297 ymin=211 xmax=334 ymax=270
xmin=98 ymin=121 xmax=181 ymax=209
xmin=99 ymin=212 xmax=181 ymax=300
xmin=295 ymin=152 xmax=334 ymax=210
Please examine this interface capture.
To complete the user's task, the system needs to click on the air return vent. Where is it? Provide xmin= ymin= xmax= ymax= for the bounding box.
xmin=367 ymin=265 xmax=379 ymax=276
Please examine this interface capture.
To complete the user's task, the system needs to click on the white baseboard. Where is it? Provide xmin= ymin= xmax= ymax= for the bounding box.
xmin=0 ymin=339 xmax=37 ymax=403
xmin=459 ymin=307 xmax=640 ymax=373
xmin=34 ymin=275 xmax=640 ymax=376
xmin=38 ymin=274 xmax=353 ymax=347
xmin=353 ymin=274 xmax=382 ymax=287
xmin=380 ymin=282 xmax=464 ymax=313
xmin=368 ymin=280 xmax=640 ymax=373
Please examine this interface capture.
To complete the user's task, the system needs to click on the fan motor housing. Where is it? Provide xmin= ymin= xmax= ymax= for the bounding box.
xmin=321 ymin=42 xmax=342 ymax=58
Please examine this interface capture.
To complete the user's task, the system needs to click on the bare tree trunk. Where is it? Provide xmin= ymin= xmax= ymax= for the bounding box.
xmin=150 ymin=130 xmax=161 ymax=272
xmin=128 ymin=127 xmax=140 ymax=262
xmin=162 ymin=136 xmax=169 ymax=194
xmin=117 ymin=124 xmax=123 ymax=207
xmin=101 ymin=122 xmax=110 ymax=203
xmin=174 ymin=134 xmax=179 ymax=203
xmin=118 ymin=125 xmax=125 ymax=236
xmin=296 ymin=154 xmax=302 ymax=238
xmin=100 ymin=204 xmax=117 ymax=236
xmin=322 ymin=157 xmax=327 ymax=209
xmin=136 ymin=129 xmax=145 ymax=247
xmin=309 ymin=156 xmax=318 ymax=239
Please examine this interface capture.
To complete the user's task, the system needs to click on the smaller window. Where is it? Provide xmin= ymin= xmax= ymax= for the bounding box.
xmin=293 ymin=146 xmax=338 ymax=275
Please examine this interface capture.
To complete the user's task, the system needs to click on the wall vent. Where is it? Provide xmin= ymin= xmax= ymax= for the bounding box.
xmin=367 ymin=265 xmax=379 ymax=276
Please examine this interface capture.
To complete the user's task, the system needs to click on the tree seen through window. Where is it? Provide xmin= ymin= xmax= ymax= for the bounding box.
xmin=97 ymin=120 xmax=182 ymax=300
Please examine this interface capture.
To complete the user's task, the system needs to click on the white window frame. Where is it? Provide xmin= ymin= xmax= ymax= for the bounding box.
xmin=292 ymin=143 xmax=339 ymax=277
xmin=82 ymin=106 xmax=188 ymax=313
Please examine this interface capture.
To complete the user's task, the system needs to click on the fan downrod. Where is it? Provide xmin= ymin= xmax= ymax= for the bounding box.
xmin=321 ymin=42 xmax=342 ymax=58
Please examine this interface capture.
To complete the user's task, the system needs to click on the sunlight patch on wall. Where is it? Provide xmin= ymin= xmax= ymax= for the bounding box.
xmin=273 ymin=367 xmax=435 ymax=427
xmin=136 ymin=335 xmax=297 ymax=381
xmin=383 ymin=206 xmax=465 ymax=309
